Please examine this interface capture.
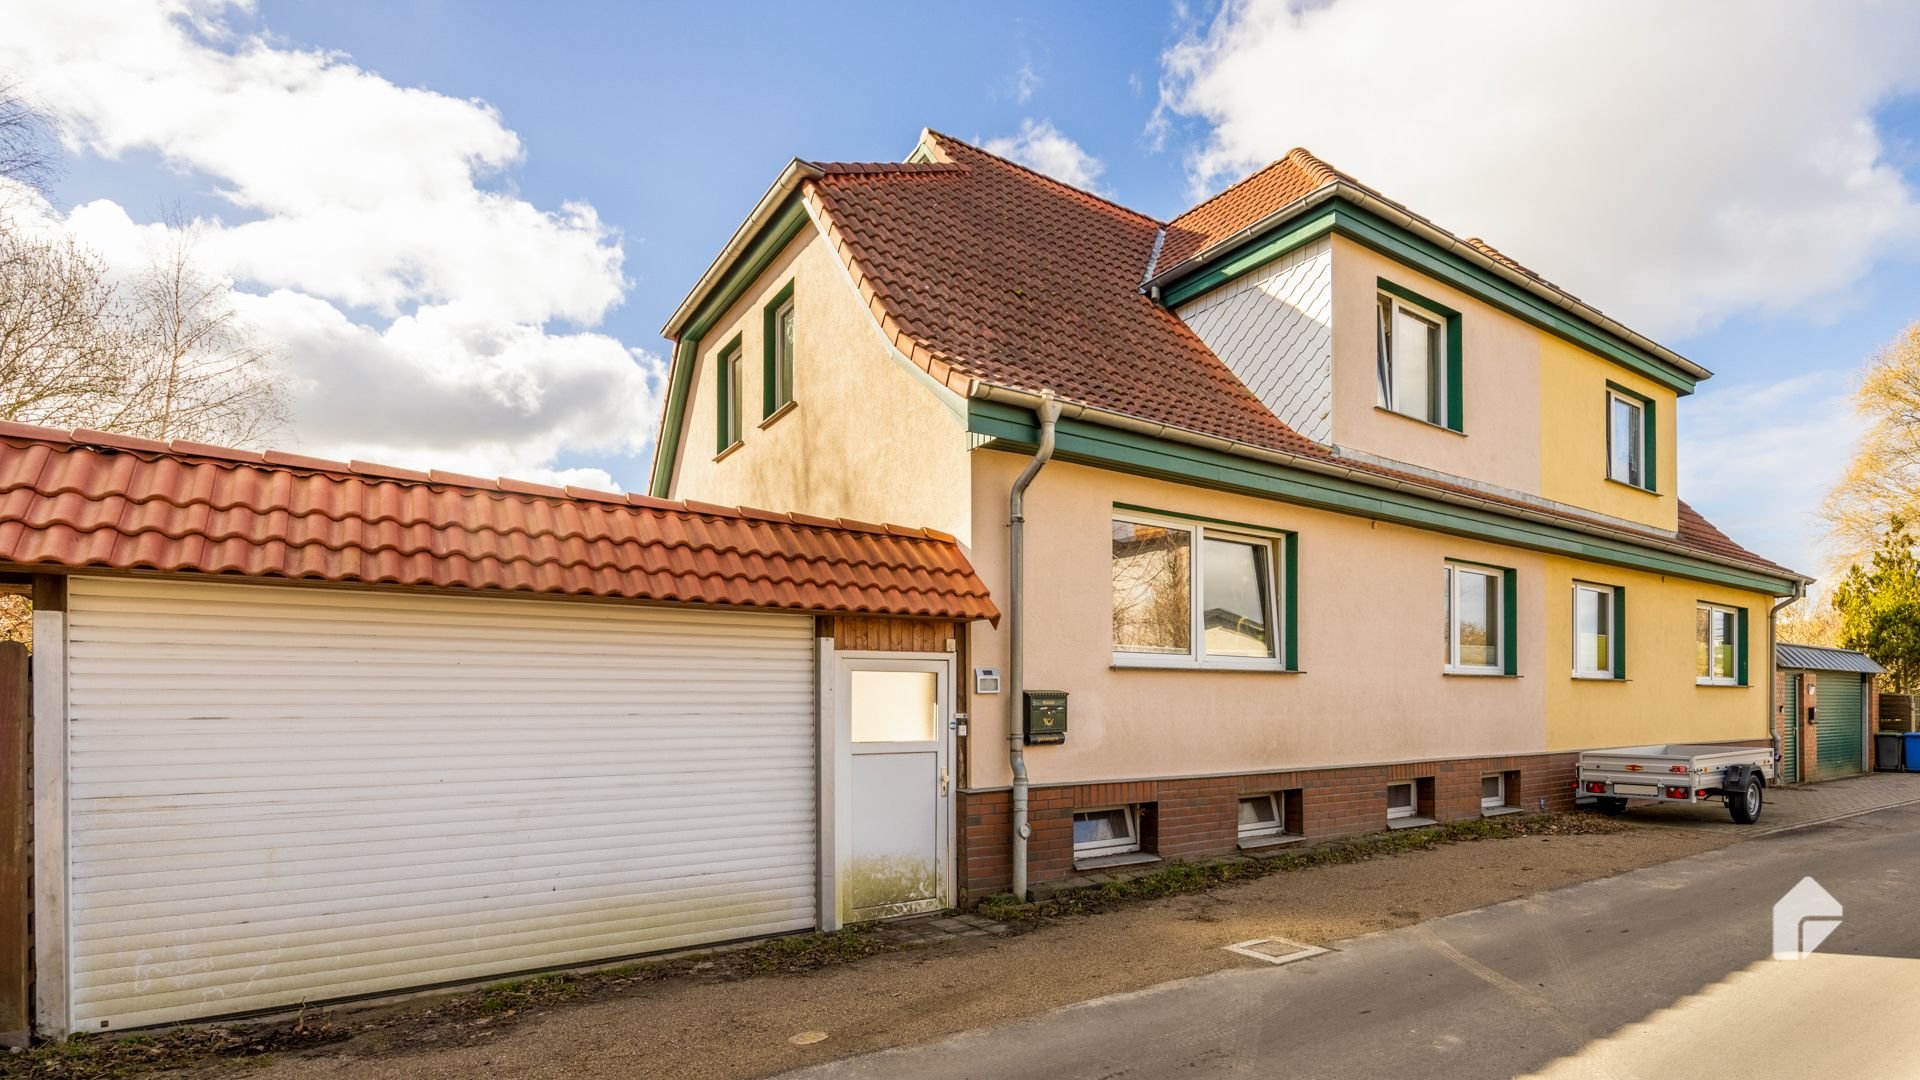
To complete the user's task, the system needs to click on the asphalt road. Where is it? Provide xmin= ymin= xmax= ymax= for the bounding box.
xmin=783 ymin=804 xmax=1920 ymax=1080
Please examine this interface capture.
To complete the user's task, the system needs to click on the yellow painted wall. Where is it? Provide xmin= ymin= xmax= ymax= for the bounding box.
xmin=966 ymin=450 xmax=1551 ymax=789
xmin=1325 ymin=235 xmax=1681 ymax=533
xmin=667 ymin=227 xmax=973 ymax=540
xmin=1542 ymin=555 xmax=1770 ymax=750
xmin=1537 ymin=337 xmax=1679 ymax=531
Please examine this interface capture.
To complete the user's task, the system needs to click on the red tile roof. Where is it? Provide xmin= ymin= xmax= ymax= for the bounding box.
xmin=0 ymin=422 xmax=999 ymax=622
xmin=1159 ymin=148 xmax=1337 ymax=266
xmin=805 ymin=132 xmax=1327 ymax=459
xmin=792 ymin=132 xmax=1798 ymax=583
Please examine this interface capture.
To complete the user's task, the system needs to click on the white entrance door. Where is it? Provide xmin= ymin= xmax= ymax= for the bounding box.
xmin=838 ymin=658 xmax=951 ymax=921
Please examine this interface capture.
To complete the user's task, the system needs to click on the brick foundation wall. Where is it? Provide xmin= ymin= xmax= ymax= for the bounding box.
xmin=959 ymin=751 xmax=1584 ymax=901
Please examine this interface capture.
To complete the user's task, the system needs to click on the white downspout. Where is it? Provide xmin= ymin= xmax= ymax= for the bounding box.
xmin=1007 ymin=389 xmax=1060 ymax=901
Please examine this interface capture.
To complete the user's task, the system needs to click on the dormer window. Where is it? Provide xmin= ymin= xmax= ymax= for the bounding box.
xmin=1376 ymin=282 xmax=1461 ymax=432
xmin=1607 ymin=387 xmax=1654 ymax=490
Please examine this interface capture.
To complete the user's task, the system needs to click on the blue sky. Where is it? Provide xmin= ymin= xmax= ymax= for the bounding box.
xmin=9 ymin=1 xmax=1920 ymax=580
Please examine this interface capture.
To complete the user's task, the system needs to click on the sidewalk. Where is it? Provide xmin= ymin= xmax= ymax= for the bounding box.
xmin=1608 ymin=769 xmax=1920 ymax=834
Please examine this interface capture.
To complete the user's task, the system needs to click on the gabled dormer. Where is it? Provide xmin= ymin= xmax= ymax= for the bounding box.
xmin=1151 ymin=149 xmax=1702 ymax=535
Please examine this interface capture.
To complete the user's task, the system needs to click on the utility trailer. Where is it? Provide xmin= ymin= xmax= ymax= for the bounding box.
xmin=1576 ymin=744 xmax=1776 ymax=824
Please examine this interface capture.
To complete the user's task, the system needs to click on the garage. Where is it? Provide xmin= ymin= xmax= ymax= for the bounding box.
xmin=1777 ymin=643 xmax=1883 ymax=783
xmin=0 ymin=422 xmax=995 ymax=1035
xmin=64 ymin=577 xmax=818 ymax=1029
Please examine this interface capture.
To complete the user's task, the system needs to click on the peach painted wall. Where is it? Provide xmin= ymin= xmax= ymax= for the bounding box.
xmin=965 ymin=449 xmax=1551 ymax=789
xmin=1326 ymin=235 xmax=1543 ymax=495
xmin=667 ymin=227 xmax=972 ymax=540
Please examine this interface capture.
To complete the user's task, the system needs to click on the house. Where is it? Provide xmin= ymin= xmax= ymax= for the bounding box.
xmin=649 ymin=130 xmax=1808 ymax=902
xmin=0 ymin=422 xmax=994 ymax=1035
xmin=1775 ymin=642 xmax=1885 ymax=780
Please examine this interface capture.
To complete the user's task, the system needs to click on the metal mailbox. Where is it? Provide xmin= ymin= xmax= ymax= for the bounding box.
xmin=1023 ymin=690 xmax=1067 ymax=745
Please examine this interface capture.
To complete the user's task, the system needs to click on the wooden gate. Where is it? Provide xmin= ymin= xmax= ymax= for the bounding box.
xmin=1 ymin=641 xmax=28 ymax=1046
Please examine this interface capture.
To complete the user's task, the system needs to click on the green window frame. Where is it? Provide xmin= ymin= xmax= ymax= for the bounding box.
xmin=1605 ymin=382 xmax=1657 ymax=492
xmin=1377 ymin=278 xmax=1464 ymax=433
xmin=1695 ymin=602 xmax=1747 ymax=686
xmin=715 ymin=334 xmax=744 ymax=454
xmin=1444 ymin=560 xmax=1516 ymax=675
xmin=762 ymin=280 xmax=796 ymax=418
xmin=1572 ymin=581 xmax=1627 ymax=680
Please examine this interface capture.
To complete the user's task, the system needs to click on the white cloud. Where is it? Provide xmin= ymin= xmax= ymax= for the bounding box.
xmin=0 ymin=0 xmax=660 ymax=483
xmin=1014 ymin=63 xmax=1041 ymax=105
xmin=983 ymin=119 xmax=1107 ymax=194
xmin=1679 ymin=370 xmax=1859 ymax=578
xmin=1158 ymin=0 xmax=1920 ymax=340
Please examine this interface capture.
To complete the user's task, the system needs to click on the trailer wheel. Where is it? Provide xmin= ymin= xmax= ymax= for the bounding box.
xmin=1727 ymin=776 xmax=1764 ymax=824
xmin=1597 ymin=797 xmax=1628 ymax=817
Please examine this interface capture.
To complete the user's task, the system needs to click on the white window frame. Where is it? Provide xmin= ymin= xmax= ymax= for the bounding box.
xmin=1110 ymin=512 xmax=1285 ymax=671
xmin=1697 ymin=603 xmax=1740 ymax=686
xmin=1377 ymin=291 xmax=1449 ymax=427
xmin=1480 ymin=773 xmax=1507 ymax=810
xmin=1386 ymin=781 xmax=1416 ymax=820
xmin=1572 ymin=581 xmax=1617 ymax=679
xmin=1073 ymin=806 xmax=1140 ymax=858
xmin=1444 ymin=562 xmax=1505 ymax=676
xmin=772 ymin=295 xmax=796 ymax=410
xmin=1237 ymin=793 xmax=1284 ymax=840
xmin=1607 ymin=390 xmax=1647 ymax=489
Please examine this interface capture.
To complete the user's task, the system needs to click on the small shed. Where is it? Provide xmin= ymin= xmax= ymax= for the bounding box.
xmin=1776 ymin=643 xmax=1885 ymax=783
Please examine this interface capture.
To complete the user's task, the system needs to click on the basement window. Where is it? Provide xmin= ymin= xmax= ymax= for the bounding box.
xmin=1386 ymin=782 xmax=1416 ymax=821
xmin=1238 ymin=794 xmax=1284 ymax=840
xmin=1074 ymin=807 xmax=1140 ymax=859
xmin=1481 ymin=774 xmax=1506 ymax=810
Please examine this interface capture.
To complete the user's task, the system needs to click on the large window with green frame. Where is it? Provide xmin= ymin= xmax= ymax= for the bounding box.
xmin=1444 ymin=560 xmax=1516 ymax=675
xmin=762 ymin=280 xmax=796 ymax=419
xmin=714 ymin=335 xmax=744 ymax=454
xmin=1572 ymin=581 xmax=1626 ymax=679
xmin=1376 ymin=279 xmax=1464 ymax=432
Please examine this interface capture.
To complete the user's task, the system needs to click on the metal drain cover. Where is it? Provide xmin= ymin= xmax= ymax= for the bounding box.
xmin=1223 ymin=937 xmax=1328 ymax=966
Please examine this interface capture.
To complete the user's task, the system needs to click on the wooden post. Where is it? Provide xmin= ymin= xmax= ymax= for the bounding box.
xmin=0 ymin=641 xmax=28 ymax=1046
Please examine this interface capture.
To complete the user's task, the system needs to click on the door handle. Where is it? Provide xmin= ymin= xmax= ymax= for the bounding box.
xmin=939 ymin=766 xmax=949 ymax=797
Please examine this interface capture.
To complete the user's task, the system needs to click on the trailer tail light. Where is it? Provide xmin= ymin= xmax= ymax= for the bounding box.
xmin=1624 ymin=764 xmax=1643 ymax=772
xmin=1669 ymin=765 xmax=1688 ymax=774
xmin=1586 ymin=781 xmax=1608 ymax=794
xmin=1666 ymin=786 xmax=1689 ymax=800
xmin=1697 ymin=789 xmax=1709 ymax=799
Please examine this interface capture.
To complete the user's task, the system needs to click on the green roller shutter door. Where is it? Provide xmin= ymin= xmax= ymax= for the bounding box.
xmin=1815 ymin=673 xmax=1866 ymax=779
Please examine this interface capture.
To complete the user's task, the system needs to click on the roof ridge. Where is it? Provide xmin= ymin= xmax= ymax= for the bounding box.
xmin=922 ymin=128 xmax=1163 ymax=228
xmin=809 ymin=160 xmax=966 ymax=176
xmin=0 ymin=419 xmax=955 ymax=543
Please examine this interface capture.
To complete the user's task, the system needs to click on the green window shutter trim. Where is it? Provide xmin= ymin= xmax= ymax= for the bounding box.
xmin=1612 ymin=585 xmax=1627 ymax=680
xmin=1737 ymin=606 xmax=1750 ymax=686
xmin=1376 ymin=278 xmax=1465 ymax=432
xmin=1284 ymin=533 xmax=1299 ymax=672
xmin=715 ymin=334 xmax=743 ymax=454
xmin=762 ymin=279 xmax=795 ymax=418
xmin=1502 ymin=567 xmax=1518 ymax=675
xmin=1605 ymin=381 xmax=1659 ymax=493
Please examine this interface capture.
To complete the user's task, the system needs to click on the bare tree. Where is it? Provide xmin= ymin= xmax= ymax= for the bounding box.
xmin=0 ymin=223 xmax=134 ymax=425
xmin=0 ymin=77 xmax=54 ymax=194
xmin=119 ymin=219 xmax=287 ymax=444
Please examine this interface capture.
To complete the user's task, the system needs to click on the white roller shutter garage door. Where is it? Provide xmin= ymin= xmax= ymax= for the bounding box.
xmin=63 ymin=576 xmax=818 ymax=1030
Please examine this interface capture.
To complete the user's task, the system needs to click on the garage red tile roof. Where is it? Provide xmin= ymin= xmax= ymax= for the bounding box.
xmin=0 ymin=422 xmax=998 ymax=623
